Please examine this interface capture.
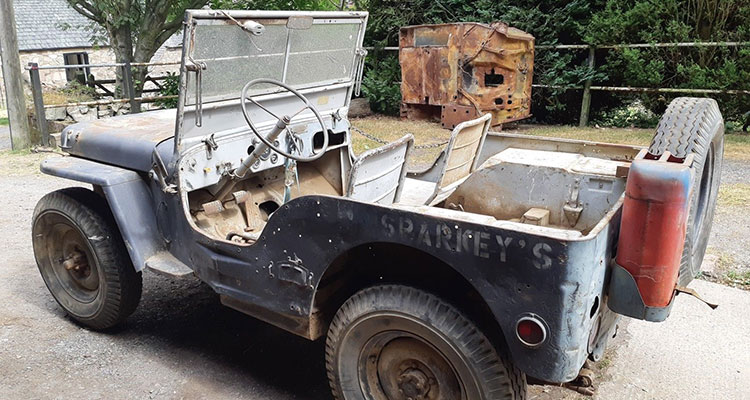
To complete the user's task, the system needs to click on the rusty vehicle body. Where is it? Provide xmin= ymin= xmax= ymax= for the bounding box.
xmin=30 ymin=10 xmax=723 ymax=400
xmin=400 ymin=21 xmax=534 ymax=129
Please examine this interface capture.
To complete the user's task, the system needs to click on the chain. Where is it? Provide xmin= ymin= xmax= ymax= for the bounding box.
xmin=350 ymin=126 xmax=449 ymax=149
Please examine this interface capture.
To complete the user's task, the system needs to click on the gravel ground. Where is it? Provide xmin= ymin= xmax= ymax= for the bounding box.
xmin=703 ymin=158 xmax=750 ymax=287
xmin=0 ymin=126 xmax=10 ymax=151
xmin=0 ymin=134 xmax=748 ymax=399
xmin=721 ymin=159 xmax=750 ymax=185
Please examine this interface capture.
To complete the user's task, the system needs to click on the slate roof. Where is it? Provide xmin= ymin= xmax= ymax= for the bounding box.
xmin=14 ymin=0 xmax=106 ymax=51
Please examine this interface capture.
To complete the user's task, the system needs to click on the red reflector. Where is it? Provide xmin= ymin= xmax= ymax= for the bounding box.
xmin=516 ymin=317 xmax=547 ymax=347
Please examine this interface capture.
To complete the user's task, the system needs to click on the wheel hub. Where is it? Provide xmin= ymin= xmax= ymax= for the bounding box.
xmin=60 ymin=245 xmax=97 ymax=291
xmin=63 ymin=249 xmax=88 ymax=271
xmin=398 ymin=367 xmax=431 ymax=399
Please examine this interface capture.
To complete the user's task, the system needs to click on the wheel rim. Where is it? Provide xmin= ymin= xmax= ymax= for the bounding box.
xmin=360 ymin=333 xmax=462 ymax=400
xmin=340 ymin=312 xmax=481 ymax=400
xmin=33 ymin=211 xmax=101 ymax=308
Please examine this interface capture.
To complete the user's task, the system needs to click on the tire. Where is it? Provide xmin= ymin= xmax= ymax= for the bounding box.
xmin=648 ymin=97 xmax=724 ymax=286
xmin=325 ymin=285 xmax=526 ymax=400
xmin=32 ymin=187 xmax=142 ymax=330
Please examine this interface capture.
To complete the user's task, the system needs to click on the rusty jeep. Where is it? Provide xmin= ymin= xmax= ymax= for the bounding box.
xmin=31 ymin=10 xmax=723 ymax=400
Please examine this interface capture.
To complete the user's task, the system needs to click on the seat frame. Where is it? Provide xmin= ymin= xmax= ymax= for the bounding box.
xmin=403 ymin=113 xmax=493 ymax=205
xmin=345 ymin=134 xmax=414 ymax=204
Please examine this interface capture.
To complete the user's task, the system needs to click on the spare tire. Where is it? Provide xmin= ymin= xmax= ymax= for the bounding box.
xmin=648 ymin=97 xmax=724 ymax=286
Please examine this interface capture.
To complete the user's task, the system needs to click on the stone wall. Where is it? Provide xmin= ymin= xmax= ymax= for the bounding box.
xmin=20 ymin=47 xmax=117 ymax=91
xmin=0 ymin=45 xmax=181 ymax=99
xmin=37 ymin=102 xmax=133 ymax=133
xmin=3 ymin=44 xmax=183 ymax=134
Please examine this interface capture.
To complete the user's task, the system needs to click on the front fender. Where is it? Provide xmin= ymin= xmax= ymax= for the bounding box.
xmin=41 ymin=156 xmax=164 ymax=271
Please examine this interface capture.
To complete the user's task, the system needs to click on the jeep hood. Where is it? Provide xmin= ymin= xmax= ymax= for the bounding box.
xmin=61 ymin=109 xmax=176 ymax=172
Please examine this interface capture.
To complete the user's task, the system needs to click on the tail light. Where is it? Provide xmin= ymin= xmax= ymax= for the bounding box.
xmin=516 ymin=316 xmax=547 ymax=347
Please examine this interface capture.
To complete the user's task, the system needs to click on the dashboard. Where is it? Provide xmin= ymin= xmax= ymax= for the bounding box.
xmin=178 ymin=114 xmax=350 ymax=192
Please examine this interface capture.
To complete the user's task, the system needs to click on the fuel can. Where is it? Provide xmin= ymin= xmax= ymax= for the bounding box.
xmin=615 ymin=155 xmax=692 ymax=308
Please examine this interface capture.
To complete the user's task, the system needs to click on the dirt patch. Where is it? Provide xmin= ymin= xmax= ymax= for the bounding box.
xmin=718 ymin=183 xmax=750 ymax=207
xmin=0 ymin=149 xmax=62 ymax=176
xmin=350 ymin=115 xmax=450 ymax=170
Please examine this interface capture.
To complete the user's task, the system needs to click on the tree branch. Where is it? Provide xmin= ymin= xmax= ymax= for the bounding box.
xmin=155 ymin=19 xmax=184 ymax=46
xmin=66 ymin=0 xmax=104 ymax=24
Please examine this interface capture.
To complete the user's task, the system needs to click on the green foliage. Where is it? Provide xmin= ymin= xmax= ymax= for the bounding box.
xmin=0 ymin=118 xmax=8 ymax=127
xmin=361 ymin=54 xmax=401 ymax=115
xmin=155 ymin=72 xmax=180 ymax=109
xmin=585 ymin=0 xmax=750 ymax=124
xmin=363 ymin=0 xmax=750 ymax=124
xmin=595 ymin=100 xmax=660 ymax=128
xmin=210 ymin=0 xmax=336 ymax=10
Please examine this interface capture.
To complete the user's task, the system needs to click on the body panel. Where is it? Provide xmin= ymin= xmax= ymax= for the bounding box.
xmin=163 ymin=191 xmax=621 ymax=382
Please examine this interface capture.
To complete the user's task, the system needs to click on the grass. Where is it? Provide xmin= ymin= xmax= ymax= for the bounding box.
xmin=41 ymin=81 xmax=97 ymax=106
xmin=726 ymin=270 xmax=750 ymax=286
xmin=0 ymin=117 xmax=8 ymax=126
xmin=43 ymin=90 xmax=94 ymax=106
xmin=349 ymin=116 xmax=750 ymax=161
xmin=718 ymin=183 xmax=750 ymax=207
xmin=351 ymin=116 xmax=451 ymax=170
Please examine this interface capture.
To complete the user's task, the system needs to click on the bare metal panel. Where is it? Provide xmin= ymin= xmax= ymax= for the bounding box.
xmin=347 ymin=134 xmax=413 ymax=205
xmin=446 ymin=147 xmax=628 ymax=232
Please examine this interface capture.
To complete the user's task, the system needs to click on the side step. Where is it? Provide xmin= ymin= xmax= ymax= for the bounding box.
xmin=145 ymin=252 xmax=194 ymax=278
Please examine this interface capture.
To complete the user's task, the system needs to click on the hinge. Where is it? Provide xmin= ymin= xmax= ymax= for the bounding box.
xmin=353 ymin=48 xmax=368 ymax=96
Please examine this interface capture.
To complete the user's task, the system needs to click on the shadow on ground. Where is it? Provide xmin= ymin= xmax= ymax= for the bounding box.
xmin=11 ymin=266 xmax=331 ymax=399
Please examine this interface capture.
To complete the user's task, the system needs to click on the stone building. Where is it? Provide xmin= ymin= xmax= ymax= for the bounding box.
xmin=0 ymin=0 xmax=182 ymax=113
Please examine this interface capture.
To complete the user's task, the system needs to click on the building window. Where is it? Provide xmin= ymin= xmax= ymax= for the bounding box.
xmin=63 ymin=52 xmax=91 ymax=84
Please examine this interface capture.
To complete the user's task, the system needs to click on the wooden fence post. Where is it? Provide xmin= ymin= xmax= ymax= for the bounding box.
xmin=122 ymin=62 xmax=140 ymax=114
xmin=579 ymin=46 xmax=595 ymax=127
xmin=28 ymin=63 xmax=49 ymax=146
xmin=0 ymin=0 xmax=31 ymax=150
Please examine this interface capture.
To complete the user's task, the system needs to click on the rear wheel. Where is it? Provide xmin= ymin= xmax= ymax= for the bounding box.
xmin=325 ymin=285 xmax=526 ymax=400
xmin=32 ymin=188 xmax=142 ymax=330
xmin=648 ymin=97 xmax=724 ymax=286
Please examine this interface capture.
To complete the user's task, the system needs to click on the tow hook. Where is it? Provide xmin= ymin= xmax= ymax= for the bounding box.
xmin=562 ymin=361 xmax=596 ymax=396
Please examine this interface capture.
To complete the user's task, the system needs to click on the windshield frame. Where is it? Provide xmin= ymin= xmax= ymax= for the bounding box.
xmin=173 ymin=9 xmax=368 ymax=152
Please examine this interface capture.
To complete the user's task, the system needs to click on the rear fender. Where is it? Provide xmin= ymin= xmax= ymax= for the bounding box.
xmin=40 ymin=157 xmax=163 ymax=271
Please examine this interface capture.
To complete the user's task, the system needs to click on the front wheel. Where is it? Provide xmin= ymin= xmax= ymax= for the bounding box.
xmin=325 ymin=285 xmax=526 ymax=400
xmin=32 ymin=188 xmax=142 ymax=330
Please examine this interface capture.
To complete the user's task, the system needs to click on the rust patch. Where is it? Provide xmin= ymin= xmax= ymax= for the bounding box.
xmin=399 ymin=21 xmax=534 ymax=129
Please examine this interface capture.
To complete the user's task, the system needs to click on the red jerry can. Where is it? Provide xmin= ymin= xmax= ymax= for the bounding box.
xmin=610 ymin=152 xmax=693 ymax=320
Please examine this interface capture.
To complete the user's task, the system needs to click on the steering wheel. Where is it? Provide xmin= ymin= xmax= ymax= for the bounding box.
xmin=240 ymin=78 xmax=329 ymax=162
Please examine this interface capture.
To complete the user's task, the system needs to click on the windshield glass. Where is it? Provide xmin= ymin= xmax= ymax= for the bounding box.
xmin=186 ymin=14 xmax=364 ymax=104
